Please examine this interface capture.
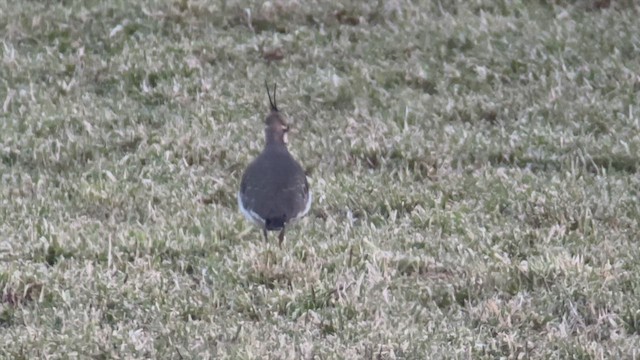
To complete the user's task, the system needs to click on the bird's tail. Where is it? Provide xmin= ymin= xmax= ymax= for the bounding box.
xmin=265 ymin=216 xmax=285 ymax=230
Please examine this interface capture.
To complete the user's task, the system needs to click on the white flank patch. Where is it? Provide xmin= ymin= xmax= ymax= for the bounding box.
xmin=237 ymin=191 xmax=265 ymax=227
xmin=292 ymin=190 xmax=312 ymax=222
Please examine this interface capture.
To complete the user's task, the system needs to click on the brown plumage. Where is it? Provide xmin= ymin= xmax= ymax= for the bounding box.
xmin=238 ymin=82 xmax=311 ymax=245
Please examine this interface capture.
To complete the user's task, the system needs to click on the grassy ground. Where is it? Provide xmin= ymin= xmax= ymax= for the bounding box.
xmin=1 ymin=0 xmax=640 ymax=358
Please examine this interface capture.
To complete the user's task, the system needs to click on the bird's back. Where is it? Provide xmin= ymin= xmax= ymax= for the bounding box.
xmin=239 ymin=147 xmax=309 ymax=228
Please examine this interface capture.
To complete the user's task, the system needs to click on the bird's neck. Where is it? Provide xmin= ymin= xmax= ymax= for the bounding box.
xmin=264 ymin=130 xmax=287 ymax=149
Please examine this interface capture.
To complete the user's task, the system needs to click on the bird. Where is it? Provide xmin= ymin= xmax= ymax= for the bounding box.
xmin=237 ymin=82 xmax=312 ymax=245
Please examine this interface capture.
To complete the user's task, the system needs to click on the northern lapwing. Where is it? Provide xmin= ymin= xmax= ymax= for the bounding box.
xmin=238 ymin=82 xmax=312 ymax=245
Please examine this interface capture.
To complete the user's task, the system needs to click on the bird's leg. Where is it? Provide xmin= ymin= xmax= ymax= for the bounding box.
xmin=262 ymin=227 xmax=272 ymax=267
xmin=278 ymin=227 xmax=285 ymax=247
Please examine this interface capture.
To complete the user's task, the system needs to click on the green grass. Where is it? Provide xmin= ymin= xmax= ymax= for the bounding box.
xmin=1 ymin=0 xmax=640 ymax=358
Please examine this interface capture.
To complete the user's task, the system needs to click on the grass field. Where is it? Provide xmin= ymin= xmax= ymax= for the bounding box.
xmin=1 ymin=0 xmax=640 ymax=358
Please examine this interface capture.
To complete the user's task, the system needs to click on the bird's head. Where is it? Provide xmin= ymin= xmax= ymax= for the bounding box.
xmin=264 ymin=82 xmax=289 ymax=145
